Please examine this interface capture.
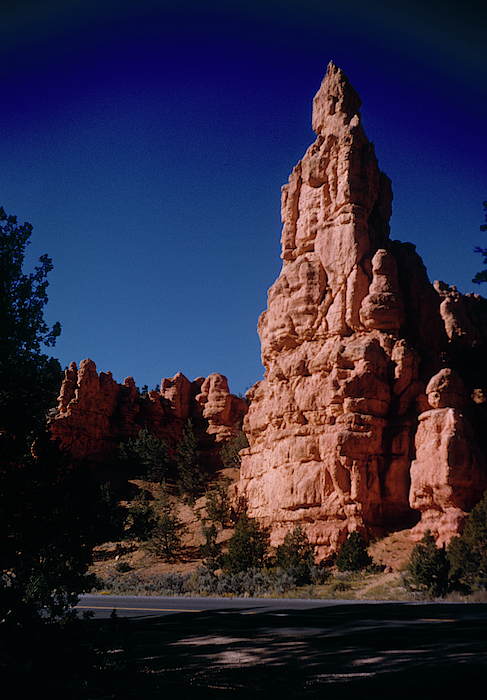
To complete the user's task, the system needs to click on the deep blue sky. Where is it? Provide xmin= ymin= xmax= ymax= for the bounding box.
xmin=1 ymin=1 xmax=486 ymax=396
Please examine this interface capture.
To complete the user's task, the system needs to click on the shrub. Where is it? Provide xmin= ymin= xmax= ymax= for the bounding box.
xmin=310 ymin=564 xmax=332 ymax=585
xmin=406 ymin=530 xmax=450 ymax=598
xmin=336 ymin=531 xmax=372 ymax=572
xmin=175 ymin=419 xmax=207 ymax=503
xmin=220 ymin=429 xmax=248 ymax=469
xmin=330 ymin=580 xmax=353 ymax=594
xmin=205 ymin=478 xmax=231 ymax=528
xmin=222 ymin=511 xmax=270 ymax=574
xmin=275 ymin=525 xmax=315 ymax=585
xmin=148 ymin=492 xmax=184 ymax=562
xmin=114 ymin=562 xmax=132 ymax=573
xmin=199 ymin=523 xmax=222 ymax=572
xmin=126 ymin=494 xmax=157 ymax=541
xmin=119 ymin=428 xmax=172 ymax=483
xmin=448 ymin=490 xmax=487 ymax=591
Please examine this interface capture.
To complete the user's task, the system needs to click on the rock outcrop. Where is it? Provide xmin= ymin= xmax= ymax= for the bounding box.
xmin=50 ymin=359 xmax=247 ymax=468
xmin=409 ymin=369 xmax=487 ymax=546
xmin=238 ymin=62 xmax=487 ymax=557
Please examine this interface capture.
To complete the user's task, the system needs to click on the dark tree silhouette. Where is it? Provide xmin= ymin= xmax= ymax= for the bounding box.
xmin=472 ymin=201 xmax=487 ymax=284
xmin=0 ymin=207 xmax=123 ymax=624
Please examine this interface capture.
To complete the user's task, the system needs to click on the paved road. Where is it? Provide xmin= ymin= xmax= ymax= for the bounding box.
xmin=76 ymin=595 xmax=487 ymax=698
xmin=77 ymin=593 xmax=385 ymax=619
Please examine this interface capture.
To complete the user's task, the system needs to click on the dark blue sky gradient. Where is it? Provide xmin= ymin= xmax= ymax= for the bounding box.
xmin=1 ymin=1 xmax=486 ymax=395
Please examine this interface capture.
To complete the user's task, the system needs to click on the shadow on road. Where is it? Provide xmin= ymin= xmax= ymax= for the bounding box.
xmin=120 ymin=602 xmax=487 ymax=698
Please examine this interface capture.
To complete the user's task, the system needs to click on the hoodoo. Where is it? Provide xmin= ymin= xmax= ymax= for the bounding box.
xmin=51 ymin=359 xmax=247 ymax=469
xmin=238 ymin=63 xmax=487 ymax=558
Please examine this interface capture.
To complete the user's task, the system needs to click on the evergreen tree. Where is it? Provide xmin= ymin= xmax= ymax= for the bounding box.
xmin=222 ymin=511 xmax=270 ymax=574
xmin=406 ymin=530 xmax=450 ymax=598
xmin=205 ymin=477 xmax=231 ymax=529
xmin=275 ymin=524 xmax=315 ymax=585
xmin=220 ymin=429 xmax=248 ymax=469
xmin=0 ymin=206 xmax=61 ymax=455
xmin=448 ymin=491 xmax=487 ymax=591
xmin=126 ymin=491 xmax=157 ymax=541
xmin=336 ymin=531 xmax=372 ymax=572
xmin=200 ymin=523 xmax=222 ymax=572
xmin=0 ymin=207 xmax=122 ymax=624
xmin=149 ymin=490 xmax=184 ymax=562
xmin=121 ymin=427 xmax=172 ymax=483
xmin=175 ymin=419 xmax=206 ymax=502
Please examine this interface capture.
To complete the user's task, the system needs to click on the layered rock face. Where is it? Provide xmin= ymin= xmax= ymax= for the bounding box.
xmin=51 ymin=359 xmax=247 ymax=468
xmin=238 ymin=62 xmax=487 ymax=557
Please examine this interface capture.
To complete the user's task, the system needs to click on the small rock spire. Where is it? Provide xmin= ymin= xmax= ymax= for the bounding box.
xmin=312 ymin=61 xmax=362 ymax=134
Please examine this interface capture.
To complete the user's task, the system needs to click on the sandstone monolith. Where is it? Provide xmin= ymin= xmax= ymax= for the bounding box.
xmin=238 ymin=62 xmax=487 ymax=558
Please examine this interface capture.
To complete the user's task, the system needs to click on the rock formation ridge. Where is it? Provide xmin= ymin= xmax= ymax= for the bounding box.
xmin=238 ymin=62 xmax=487 ymax=557
xmin=51 ymin=359 xmax=247 ymax=469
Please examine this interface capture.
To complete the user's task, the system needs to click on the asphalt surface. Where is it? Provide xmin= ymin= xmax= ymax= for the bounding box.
xmin=77 ymin=593 xmax=383 ymax=619
xmin=76 ymin=595 xmax=487 ymax=698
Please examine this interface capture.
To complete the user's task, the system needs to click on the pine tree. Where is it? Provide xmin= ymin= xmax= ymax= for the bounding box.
xmin=122 ymin=427 xmax=172 ymax=483
xmin=149 ymin=490 xmax=184 ymax=562
xmin=406 ymin=530 xmax=450 ymax=598
xmin=200 ymin=523 xmax=222 ymax=572
xmin=336 ymin=531 xmax=372 ymax=572
xmin=175 ymin=419 xmax=206 ymax=502
xmin=448 ymin=491 xmax=487 ymax=591
xmin=275 ymin=525 xmax=315 ymax=585
xmin=205 ymin=477 xmax=231 ymax=528
xmin=472 ymin=201 xmax=487 ymax=284
xmin=0 ymin=207 xmax=122 ymax=622
xmin=220 ymin=428 xmax=248 ymax=469
xmin=222 ymin=511 xmax=270 ymax=574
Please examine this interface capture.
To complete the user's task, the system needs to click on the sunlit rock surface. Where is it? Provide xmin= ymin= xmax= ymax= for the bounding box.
xmin=51 ymin=359 xmax=247 ymax=468
xmin=238 ymin=62 xmax=487 ymax=558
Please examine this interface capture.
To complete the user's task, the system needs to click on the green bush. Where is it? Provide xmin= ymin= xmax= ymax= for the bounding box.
xmin=448 ymin=490 xmax=487 ymax=591
xmin=148 ymin=491 xmax=184 ymax=562
xmin=115 ymin=561 xmax=132 ymax=573
xmin=175 ymin=419 xmax=207 ymax=502
xmin=205 ymin=478 xmax=231 ymax=528
xmin=336 ymin=531 xmax=372 ymax=572
xmin=199 ymin=523 xmax=222 ymax=572
xmin=119 ymin=428 xmax=172 ymax=483
xmin=275 ymin=525 xmax=315 ymax=585
xmin=222 ymin=511 xmax=270 ymax=574
xmin=220 ymin=429 xmax=248 ymax=469
xmin=406 ymin=530 xmax=450 ymax=598
xmin=126 ymin=493 xmax=157 ymax=541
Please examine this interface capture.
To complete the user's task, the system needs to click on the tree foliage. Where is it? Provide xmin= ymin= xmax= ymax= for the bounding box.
xmin=219 ymin=428 xmax=248 ymax=470
xmin=222 ymin=511 xmax=270 ymax=574
xmin=119 ymin=427 xmax=172 ymax=483
xmin=126 ymin=491 xmax=157 ymax=541
xmin=406 ymin=530 xmax=450 ymax=598
xmin=148 ymin=490 xmax=184 ymax=562
xmin=472 ymin=201 xmax=487 ymax=284
xmin=0 ymin=207 xmax=122 ymax=624
xmin=199 ymin=523 xmax=222 ymax=572
xmin=275 ymin=524 xmax=315 ymax=585
xmin=336 ymin=531 xmax=372 ymax=572
xmin=448 ymin=490 xmax=487 ymax=591
xmin=205 ymin=477 xmax=232 ymax=529
xmin=175 ymin=419 xmax=207 ymax=502
xmin=0 ymin=207 xmax=62 ymax=454
xmin=0 ymin=431 xmax=126 ymax=622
